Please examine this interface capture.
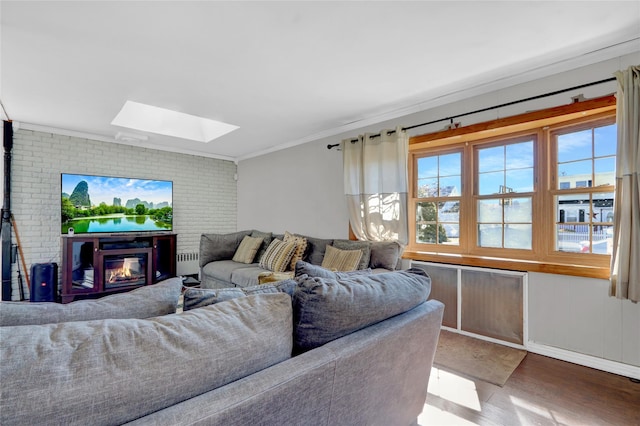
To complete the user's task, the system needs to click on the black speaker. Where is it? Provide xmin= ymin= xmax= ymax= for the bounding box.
xmin=30 ymin=263 xmax=58 ymax=302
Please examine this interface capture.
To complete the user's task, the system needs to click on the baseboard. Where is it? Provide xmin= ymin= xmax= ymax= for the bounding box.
xmin=526 ymin=341 xmax=640 ymax=380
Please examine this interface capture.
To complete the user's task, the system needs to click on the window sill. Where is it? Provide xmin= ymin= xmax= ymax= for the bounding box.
xmin=403 ymin=250 xmax=610 ymax=280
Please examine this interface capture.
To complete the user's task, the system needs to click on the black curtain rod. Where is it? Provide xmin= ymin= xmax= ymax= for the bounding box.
xmin=327 ymin=76 xmax=616 ymax=150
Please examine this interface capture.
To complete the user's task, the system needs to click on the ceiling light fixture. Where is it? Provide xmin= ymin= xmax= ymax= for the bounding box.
xmin=111 ymin=101 xmax=239 ymax=143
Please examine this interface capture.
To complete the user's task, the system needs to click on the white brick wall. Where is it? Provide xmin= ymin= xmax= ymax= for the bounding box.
xmin=7 ymin=129 xmax=237 ymax=300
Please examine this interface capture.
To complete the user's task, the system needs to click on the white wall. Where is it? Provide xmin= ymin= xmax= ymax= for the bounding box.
xmin=5 ymin=129 xmax=237 ymax=300
xmin=238 ymin=52 xmax=640 ymax=373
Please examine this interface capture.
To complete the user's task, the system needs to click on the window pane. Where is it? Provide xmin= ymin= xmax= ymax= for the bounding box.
xmin=504 ymin=198 xmax=532 ymax=223
xmin=416 ymin=224 xmax=438 ymax=244
xmin=417 ymin=201 xmax=437 ymax=221
xmin=554 ymin=192 xmax=613 ymax=254
xmin=478 ymin=224 xmax=502 ymax=248
xmin=417 ymin=178 xmax=438 ymax=197
xmin=506 ymin=141 xmax=534 ymax=168
xmin=557 ymin=129 xmax=591 ymax=163
xmin=505 ymin=224 xmax=532 ymax=249
xmin=439 ymin=176 xmax=461 ymax=196
xmin=592 ymin=192 xmax=614 ymax=223
xmin=478 ymin=146 xmax=504 ymax=173
xmin=505 ymin=169 xmax=534 ymax=193
xmin=557 ymin=193 xmax=590 ymax=223
xmin=417 ymin=156 xmax=438 ymax=179
xmin=478 ymin=199 xmax=501 ymax=222
xmin=439 ymin=153 xmax=461 ymax=176
xmin=558 ymin=159 xmax=592 ymax=188
xmin=479 ymin=171 xmax=503 ymax=195
xmin=594 ymin=124 xmax=617 ymax=157
xmin=442 ymin=223 xmax=459 ymax=245
xmin=594 ymin=157 xmax=615 ymax=187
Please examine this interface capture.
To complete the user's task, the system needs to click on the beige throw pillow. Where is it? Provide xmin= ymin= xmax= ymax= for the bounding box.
xmin=232 ymin=235 xmax=264 ymax=264
xmin=321 ymin=245 xmax=363 ymax=272
xmin=284 ymin=231 xmax=308 ymax=271
xmin=259 ymin=239 xmax=297 ymax=272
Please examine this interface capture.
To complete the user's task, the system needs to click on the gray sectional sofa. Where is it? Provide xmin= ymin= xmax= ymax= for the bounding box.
xmin=199 ymin=230 xmax=406 ymax=289
xmin=0 ymin=265 xmax=444 ymax=426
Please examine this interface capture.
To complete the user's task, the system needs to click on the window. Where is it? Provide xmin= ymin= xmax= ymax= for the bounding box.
xmin=476 ymin=139 xmax=534 ymax=250
xmin=415 ymin=151 xmax=461 ymax=245
xmin=407 ymin=95 xmax=616 ymax=278
xmin=553 ymin=121 xmax=616 ymax=255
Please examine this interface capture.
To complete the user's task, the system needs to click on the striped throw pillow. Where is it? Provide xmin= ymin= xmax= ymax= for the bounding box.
xmin=259 ymin=239 xmax=297 ymax=272
xmin=284 ymin=231 xmax=308 ymax=271
xmin=232 ymin=235 xmax=264 ymax=264
xmin=321 ymin=244 xmax=363 ymax=272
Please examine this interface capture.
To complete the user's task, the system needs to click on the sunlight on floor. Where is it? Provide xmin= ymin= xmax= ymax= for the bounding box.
xmin=427 ymin=367 xmax=481 ymax=410
xmin=509 ymin=395 xmax=559 ymax=424
xmin=417 ymin=367 xmax=482 ymax=425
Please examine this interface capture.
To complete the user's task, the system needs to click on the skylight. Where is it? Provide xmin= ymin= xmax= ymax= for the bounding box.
xmin=111 ymin=101 xmax=239 ymax=143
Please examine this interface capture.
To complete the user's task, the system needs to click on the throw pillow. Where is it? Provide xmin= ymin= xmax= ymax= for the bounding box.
xmin=251 ymin=230 xmax=273 ymax=262
xmin=232 ymin=235 xmax=264 ymax=264
xmin=321 ymin=244 xmax=362 ymax=272
xmin=294 ymin=260 xmax=372 ymax=280
xmin=259 ymin=239 xmax=297 ymax=273
xmin=183 ymin=280 xmax=297 ymax=311
xmin=369 ymin=241 xmax=402 ymax=270
xmin=292 ymin=271 xmax=432 ymax=353
xmin=284 ymin=231 xmax=308 ymax=271
xmin=199 ymin=230 xmax=252 ymax=266
xmin=332 ymin=240 xmax=371 ymax=270
xmin=298 ymin=235 xmax=333 ymax=265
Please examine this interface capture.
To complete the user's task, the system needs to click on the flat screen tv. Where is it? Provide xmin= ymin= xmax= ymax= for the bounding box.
xmin=61 ymin=173 xmax=173 ymax=235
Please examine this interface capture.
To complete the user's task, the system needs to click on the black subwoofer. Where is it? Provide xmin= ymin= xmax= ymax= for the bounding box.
xmin=30 ymin=263 xmax=58 ymax=302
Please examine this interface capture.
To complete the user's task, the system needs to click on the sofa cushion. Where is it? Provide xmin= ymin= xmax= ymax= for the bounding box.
xmin=293 ymin=270 xmax=431 ymax=352
xmin=183 ymin=280 xmax=297 ymax=311
xmin=294 ymin=260 xmax=372 ymax=280
xmin=259 ymin=239 xmax=297 ymax=273
xmin=0 ymin=277 xmax=182 ymax=326
xmin=0 ymin=293 xmax=293 ymax=426
xmin=231 ymin=265 xmax=269 ymax=288
xmin=332 ymin=239 xmax=371 ymax=270
xmin=369 ymin=241 xmax=403 ymax=270
xmin=202 ymin=259 xmax=256 ymax=285
xmin=284 ymin=231 xmax=308 ymax=271
xmin=251 ymin=230 xmax=273 ymax=262
xmin=298 ymin=235 xmax=333 ymax=265
xmin=200 ymin=230 xmax=252 ymax=266
xmin=232 ymin=235 xmax=264 ymax=264
xmin=321 ymin=244 xmax=362 ymax=272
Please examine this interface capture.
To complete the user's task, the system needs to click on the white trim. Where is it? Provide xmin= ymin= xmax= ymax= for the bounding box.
xmin=15 ymin=122 xmax=237 ymax=163
xmin=527 ymin=341 xmax=640 ymax=380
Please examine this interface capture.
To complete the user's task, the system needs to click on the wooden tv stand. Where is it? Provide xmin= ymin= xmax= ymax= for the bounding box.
xmin=61 ymin=233 xmax=176 ymax=303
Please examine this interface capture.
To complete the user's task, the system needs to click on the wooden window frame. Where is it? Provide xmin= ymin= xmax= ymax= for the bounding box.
xmin=405 ymin=95 xmax=616 ymax=279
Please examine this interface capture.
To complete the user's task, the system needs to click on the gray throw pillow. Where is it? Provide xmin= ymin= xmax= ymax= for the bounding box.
xmin=0 ymin=277 xmax=183 ymax=326
xmin=292 ymin=270 xmax=431 ymax=353
xmin=183 ymin=280 xmax=296 ymax=311
xmin=0 ymin=294 xmax=293 ymax=426
xmin=369 ymin=241 xmax=403 ymax=270
xmin=251 ymin=230 xmax=273 ymax=263
xmin=199 ymin=230 xmax=252 ymax=267
xmin=332 ymin=239 xmax=371 ymax=270
xmin=294 ymin=260 xmax=372 ymax=280
xmin=298 ymin=235 xmax=333 ymax=265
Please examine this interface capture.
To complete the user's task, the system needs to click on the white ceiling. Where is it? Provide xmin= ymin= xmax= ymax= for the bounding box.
xmin=2 ymin=1 xmax=639 ymax=162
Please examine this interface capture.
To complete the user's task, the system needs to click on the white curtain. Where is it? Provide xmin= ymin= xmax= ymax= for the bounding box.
xmin=610 ymin=65 xmax=640 ymax=303
xmin=342 ymin=126 xmax=408 ymax=244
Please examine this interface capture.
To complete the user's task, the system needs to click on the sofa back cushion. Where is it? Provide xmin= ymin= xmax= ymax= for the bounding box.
xmin=199 ymin=230 xmax=252 ymax=266
xmin=0 ymin=277 xmax=183 ymax=326
xmin=0 ymin=293 xmax=293 ymax=426
xmin=369 ymin=241 xmax=403 ymax=270
xmin=293 ymin=270 xmax=431 ymax=352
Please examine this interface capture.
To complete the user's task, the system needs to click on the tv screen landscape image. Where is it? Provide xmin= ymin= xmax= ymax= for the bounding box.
xmin=61 ymin=173 xmax=173 ymax=234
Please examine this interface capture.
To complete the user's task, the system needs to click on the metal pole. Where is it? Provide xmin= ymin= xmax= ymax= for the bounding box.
xmin=2 ymin=120 xmax=13 ymax=300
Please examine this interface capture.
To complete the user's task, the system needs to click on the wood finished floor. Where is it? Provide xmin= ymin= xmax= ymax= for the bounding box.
xmin=419 ymin=353 xmax=640 ymax=426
